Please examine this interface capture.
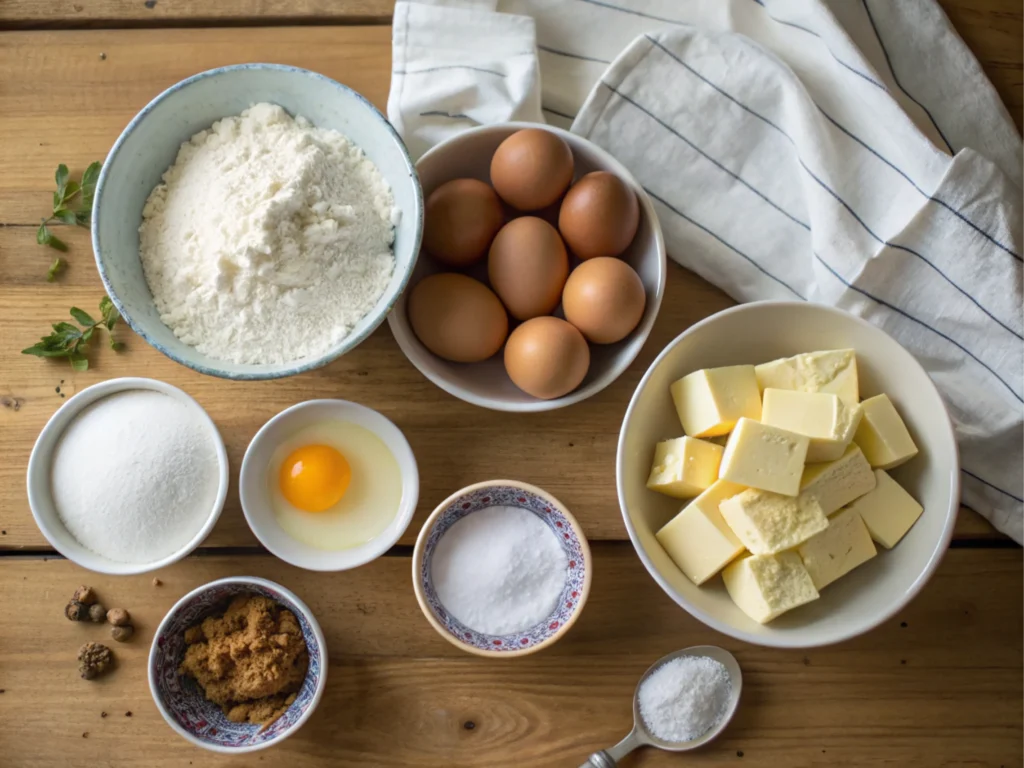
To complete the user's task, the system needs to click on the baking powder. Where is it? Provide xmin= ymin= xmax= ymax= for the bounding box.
xmin=139 ymin=103 xmax=397 ymax=365
xmin=430 ymin=506 xmax=568 ymax=635
xmin=50 ymin=390 xmax=221 ymax=564
xmin=638 ymin=656 xmax=732 ymax=743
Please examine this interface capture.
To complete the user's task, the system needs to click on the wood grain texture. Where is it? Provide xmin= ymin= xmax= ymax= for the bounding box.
xmin=0 ymin=547 xmax=1019 ymax=766
xmin=0 ymin=27 xmax=1007 ymax=548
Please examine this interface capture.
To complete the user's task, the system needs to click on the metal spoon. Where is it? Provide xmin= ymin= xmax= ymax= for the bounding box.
xmin=578 ymin=645 xmax=743 ymax=767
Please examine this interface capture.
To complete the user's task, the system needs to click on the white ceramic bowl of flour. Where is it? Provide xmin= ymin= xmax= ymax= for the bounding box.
xmin=27 ymin=378 xmax=229 ymax=575
xmin=93 ymin=64 xmax=422 ymax=380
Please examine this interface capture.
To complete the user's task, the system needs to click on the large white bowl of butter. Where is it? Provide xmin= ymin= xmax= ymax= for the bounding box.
xmin=617 ymin=301 xmax=959 ymax=648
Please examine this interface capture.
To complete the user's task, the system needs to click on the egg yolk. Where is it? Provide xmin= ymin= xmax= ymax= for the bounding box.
xmin=279 ymin=444 xmax=351 ymax=513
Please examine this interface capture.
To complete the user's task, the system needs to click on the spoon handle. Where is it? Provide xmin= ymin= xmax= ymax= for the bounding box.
xmin=578 ymin=728 xmax=643 ymax=767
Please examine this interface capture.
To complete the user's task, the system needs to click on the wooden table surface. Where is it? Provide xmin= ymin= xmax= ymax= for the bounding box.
xmin=0 ymin=3 xmax=1020 ymax=766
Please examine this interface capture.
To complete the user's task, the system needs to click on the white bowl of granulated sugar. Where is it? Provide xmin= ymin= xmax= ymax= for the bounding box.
xmin=92 ymin=64 xmax=423 ymax=381
xmin=27 ymin=378 xmax=229 ymax=574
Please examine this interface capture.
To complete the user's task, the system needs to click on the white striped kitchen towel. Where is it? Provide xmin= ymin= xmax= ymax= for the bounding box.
xmin=388 ymin=0 xmax=1024 ymax=542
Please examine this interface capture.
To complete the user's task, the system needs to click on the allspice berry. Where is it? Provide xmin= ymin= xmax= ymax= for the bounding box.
xmin=73 ymin=586 xmax=98 ymax=606
xmin=65 ymin=601 xmax=89 ymax=622
xmin=88 ymin=603 xmax=107 ymax=623
xmin=107 ymin=608 xmax=130 ymax=627
xmin=78 ymin=642 xmax=113 ymax=680
xmin=110 ymin=624 xmax=134 ymax=643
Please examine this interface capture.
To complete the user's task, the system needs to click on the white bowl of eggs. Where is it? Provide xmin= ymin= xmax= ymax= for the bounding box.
xmin=239 ymin=400 xmax=419 ymax=571
xmin=388 ymin=122 xmax=666 ymax=412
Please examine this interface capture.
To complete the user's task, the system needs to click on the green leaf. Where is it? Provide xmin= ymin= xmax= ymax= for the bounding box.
xmin=70 ymin=307 xmax=96 ymax=327
xmin=81 ymin=162 xmax=101 ymax=204
xmin=110 ymin=340 xmax=125 ymax=352
xmin=37 ymin=222 xmax=49 ymax=245
xmin=70 ymin=356 xmax=89 ymax=372
xmin=82 ymin=327 xmax=95 ymax=343
xmin=53 ymin=190 xmax=62 ymax=209
xmin=75 ymin=210 xmax=91 ymax=227
xmin=55 ymin=164 xmax=69 ymax=196
xmin=48 ymin=234 xmax=68 ymax=252
xmin=51 ymin=321 xmax=79 ymax=334
xmin=46 ymin=257 xmax=64 ymax=282
xmin=55 ymin=209 xmax=78 ymax=226
xmin=100 ymin=296 xmax=120 ymax=330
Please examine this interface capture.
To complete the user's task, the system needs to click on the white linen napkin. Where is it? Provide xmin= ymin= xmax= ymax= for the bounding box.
xmin=388 ymin=0 xmax=1024 ymax=543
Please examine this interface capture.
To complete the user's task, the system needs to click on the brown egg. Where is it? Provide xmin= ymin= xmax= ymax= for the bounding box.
xmin=487 ymin=217 xmax=569 ymax=321
xmin=504 ymin=316 xmax=590 ymax=400
xmin=408 ymin=273 xmax=508 ymax=362
xmin=490 ymin=128 xmax=574 ymax=211
xmin=423 ymin=179 xmax=505 ymax=268
xmin=558 ymin=171 xmax=640 ymax=260
xmin=562 ymin=257 xmax=646 ymax=344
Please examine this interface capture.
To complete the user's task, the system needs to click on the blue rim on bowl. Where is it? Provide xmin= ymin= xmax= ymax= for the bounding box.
xmin=148 ymin=577 xmax=328 ymax=753
xmin=93 ymin=63 xmax=423 ymax=380
xmin=412 ymin=480 xmax=592 ymax=657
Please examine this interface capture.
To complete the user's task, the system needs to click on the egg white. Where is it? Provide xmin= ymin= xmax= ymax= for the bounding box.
xmin=268 ymin=421 xmax=401 ymax=551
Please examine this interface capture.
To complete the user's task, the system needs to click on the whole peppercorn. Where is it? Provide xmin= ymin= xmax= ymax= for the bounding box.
xmin=73 ymin=585 xmax=98 ymax=605
xmin=65 ymin=600 xmax=89 ymax=622
xmin=78 ymin=642 xmax=113 ymax=680
xmin=88 ymin=603 xmax=107 ymax=623
xmin=111 ymin=624 xmax=134 ymax=643
xmin=106 ymin=608 xmax=130 ymax=627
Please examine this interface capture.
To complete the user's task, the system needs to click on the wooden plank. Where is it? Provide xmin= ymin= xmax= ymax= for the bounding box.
xmin=0 ymin=0 xmax=396 ymax=27
xmin=0 ymin=547 xmax=1019 ymax=766
xmin=0 ymin=28 xmax=1010 ymax=547
xmin=0 ymin=27 xmax=393 ymax=224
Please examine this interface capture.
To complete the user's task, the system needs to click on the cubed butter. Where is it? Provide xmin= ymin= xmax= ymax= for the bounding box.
xmin=844 ymin=469 xmax=924 ymax=548
xmin=761 ymin=389 xmax=863 ymax=462
xmin=646 ymin=436 xmax=724 ymax=499
xmin=755 ymin=349 xmax=859 ymax=406
xmin=796 ymin=507 xmax=877 ymax=589
xmin=854 ymin=394 xmax=919 ymax=469
xmin=719 ymin=487 xmax=829 ymax=554
xmin=719 ymin=418 xmax=810 ymax=496
xmin=656 ymin=480 xmax=747 ymax=585
xmin=670 ymin=365 xmax=762 ymax=438
xmin=722 ymin=552 xmax=820 ymax=624
xmin=800 ymin=444 xmax=876 ymax=516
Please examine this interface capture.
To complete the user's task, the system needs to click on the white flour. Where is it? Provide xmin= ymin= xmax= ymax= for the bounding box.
xmin=50 ymin=390 xmax=221 ymax=564
xmin=139 ymin=103 xmax=397 ymax=365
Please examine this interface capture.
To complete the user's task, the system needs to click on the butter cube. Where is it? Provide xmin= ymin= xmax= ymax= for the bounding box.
xmin=720 ymin=487 xmax=829 ymax=554
xmin=670 ymin=365 xmax=762 ymax=438
xmin=656 ymin=480 xmax=747 ymax=585
xmin=646 ymin=437 xmax=724 ymax=499
xmin=796 ymin=507 xmax=877 ymax=589
xmin=844 ymin=470 xmax=924 ymax=548
xmin=854 ymin=394 xmax=919 ymax=469
xmin=719 ymin=418 xmax=810 ymax=496
xmin=722 ymin=552 xmax=820 ymax=624
xmin=755 ymin=349 xmax=859 ymax=406
xmin=761 ymin=389 xmax=863 ymax=462
xmin=800 ymin=444 xmax=876 ymax=516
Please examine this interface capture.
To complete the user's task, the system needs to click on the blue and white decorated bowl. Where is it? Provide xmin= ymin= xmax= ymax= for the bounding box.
xmin=93 ymin=63 xmax=423 ymax=380
xmin=148 ymin=577 xmax=328 ymax=753
xmin=412 ymin=480 xmax=592 ymax=657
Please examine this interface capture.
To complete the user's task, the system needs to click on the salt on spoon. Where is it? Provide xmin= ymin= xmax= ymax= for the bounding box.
xmin=578 ymin=645 xmax=742 ymax=767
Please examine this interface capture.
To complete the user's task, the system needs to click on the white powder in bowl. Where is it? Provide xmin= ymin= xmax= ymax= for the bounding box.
xmin=638 ymin=656 xmax=732 ymax=743
xmin=139 ymin=103 xmax=397 ymax=365
xmin=430 ymin=506 xmax=568 ymax=635
xmin=50 ymin=390 xmax=221 ymax=564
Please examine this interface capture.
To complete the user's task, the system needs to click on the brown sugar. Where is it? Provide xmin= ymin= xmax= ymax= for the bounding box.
xmin=178 ymin=595 xmax=308 ymax=727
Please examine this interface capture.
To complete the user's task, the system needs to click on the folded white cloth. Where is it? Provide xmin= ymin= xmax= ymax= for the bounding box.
xmin=388 ymin=0 xmax=1024 ymax=542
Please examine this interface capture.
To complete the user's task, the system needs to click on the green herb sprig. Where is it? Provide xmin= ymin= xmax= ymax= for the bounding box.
xmin=22 ymin=297 xmax=124 ymax=371
xmin=37 ymin=162 xmax=101 ymax=280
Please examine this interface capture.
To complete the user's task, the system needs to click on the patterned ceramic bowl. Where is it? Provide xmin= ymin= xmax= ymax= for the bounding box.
xmin=412 ymin=480 xmax=592 ymax=657
xmin=148 ymin=577 xmax=328 ymax=753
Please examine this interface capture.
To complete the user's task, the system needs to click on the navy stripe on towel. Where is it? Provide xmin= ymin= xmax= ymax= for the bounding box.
xmin=963 ymin=468 xmax=1024 ymax=503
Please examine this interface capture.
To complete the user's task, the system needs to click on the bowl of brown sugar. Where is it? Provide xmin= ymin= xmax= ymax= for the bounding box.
xmin=148 ymin=577 xmax=327 ymax=753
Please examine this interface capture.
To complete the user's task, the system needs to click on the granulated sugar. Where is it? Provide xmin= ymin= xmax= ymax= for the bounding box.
xmin=430 ymin=506 xmax=568 ymax=635
xmin=50 ymin=390 xmax=221 ymax=564
xmin=638 ymin=656 xmax=732 ymax=743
